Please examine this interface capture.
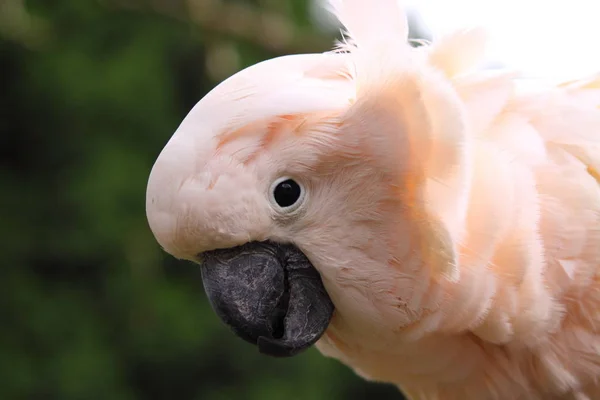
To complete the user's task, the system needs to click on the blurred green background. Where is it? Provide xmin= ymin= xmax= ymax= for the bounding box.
xmin=1 ymin=0 xmax=429 ymax=398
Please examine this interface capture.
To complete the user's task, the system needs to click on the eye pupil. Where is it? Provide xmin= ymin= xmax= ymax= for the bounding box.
xmin=274 ymin=179 xmax=302 ymax=208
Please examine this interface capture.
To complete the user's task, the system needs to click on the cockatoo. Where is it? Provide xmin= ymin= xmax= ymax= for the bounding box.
xmin=145 ymin=0 xmax=600 ymax=398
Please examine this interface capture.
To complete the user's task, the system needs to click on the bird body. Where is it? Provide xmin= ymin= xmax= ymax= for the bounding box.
xmin=146 ymin=1 xmax=600 ymax=398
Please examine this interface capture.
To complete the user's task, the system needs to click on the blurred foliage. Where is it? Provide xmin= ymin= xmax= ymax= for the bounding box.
xmin=0 ymin=0 xmax=414 ymax=398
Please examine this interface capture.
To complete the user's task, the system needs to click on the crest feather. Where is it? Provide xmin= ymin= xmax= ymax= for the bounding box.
xmin=325 ymin=0 xmax=414 ymax=97
xmin=326 ymin=0 xmax=409 ymax=49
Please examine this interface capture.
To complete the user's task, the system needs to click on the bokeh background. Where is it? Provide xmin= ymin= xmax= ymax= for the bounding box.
xmin=1 ymin=0 xmax=434 ymax=399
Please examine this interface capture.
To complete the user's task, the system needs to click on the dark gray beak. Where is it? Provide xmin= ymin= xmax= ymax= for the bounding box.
xmin=200 ymin=241 xmax=334 ymax=357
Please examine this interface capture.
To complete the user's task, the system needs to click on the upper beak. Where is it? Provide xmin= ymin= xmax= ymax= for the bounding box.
xmin=200 ymin=241 xmax=334 ymax=357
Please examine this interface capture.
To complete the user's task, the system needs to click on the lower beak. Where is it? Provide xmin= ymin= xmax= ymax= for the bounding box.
xmin=200 ymin=241 xmax=334 ymax=357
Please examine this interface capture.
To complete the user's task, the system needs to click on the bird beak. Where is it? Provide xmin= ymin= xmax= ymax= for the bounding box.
xmin=199 ymin=241 xmax=334 ymax=357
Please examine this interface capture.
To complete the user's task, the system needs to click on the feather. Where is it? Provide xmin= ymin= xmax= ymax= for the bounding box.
xmin=326 ymin=0 xmax=409 ymax=50
xmin=427 ymin=27 xmax=489 ymax=79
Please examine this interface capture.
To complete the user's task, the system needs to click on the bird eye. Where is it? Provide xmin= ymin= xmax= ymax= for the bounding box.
xmin=270 ymin=177 xmax=305 ymax=211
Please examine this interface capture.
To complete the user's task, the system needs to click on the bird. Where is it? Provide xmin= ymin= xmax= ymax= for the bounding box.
xmin=145 ymin=0 xmax=600 ymax=398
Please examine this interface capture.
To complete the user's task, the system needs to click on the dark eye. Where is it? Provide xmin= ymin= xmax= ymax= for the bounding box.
xmin=273 ymin=179 xmax=302 ymax=208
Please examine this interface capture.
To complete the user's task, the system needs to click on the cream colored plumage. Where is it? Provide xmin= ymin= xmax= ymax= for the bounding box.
xmin=145 ymin=0 xmax=600 ymax=398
